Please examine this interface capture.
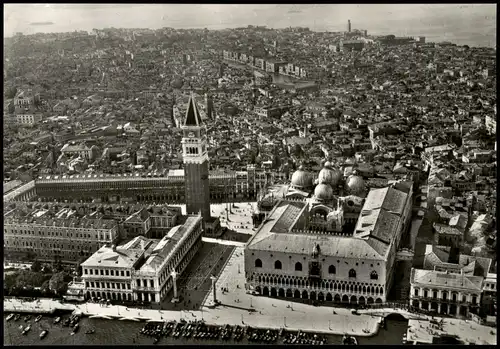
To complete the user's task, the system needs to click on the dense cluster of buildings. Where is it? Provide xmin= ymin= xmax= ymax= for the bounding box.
xmin=3 ymin=25 xmax=496 ymax=317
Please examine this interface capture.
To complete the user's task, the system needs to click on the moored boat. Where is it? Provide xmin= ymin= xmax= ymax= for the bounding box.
xmin=54 ymin=317 xmax=61 ymax=324
xmin=71 ymin=323 xmax=80 ymax=335
xmin=40 ymin=330 xmax=48 ymax=339
xmin=342 ymin=335 xmax=358 ymax=345
xmin=85 ymin=329 xmax=95 ymax=334
xmin=35 ymin=315 xmax=43 ymax=322
xmin=24 ymin=315 xmax=31 ymax=322
xmin=22 ymin=324 xmax=31 ymax=335
xmin=14 ymin=314 xmax=21 ymax=321
xmin=6 ymin=314 xmax=14 ymax=321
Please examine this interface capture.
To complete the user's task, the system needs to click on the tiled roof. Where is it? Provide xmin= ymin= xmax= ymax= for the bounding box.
xmin=433 ymin=223 xmax=463 ymax=236
xmin=247 ymin=200 xmax=385 ymax=260
xmin=352 ymin=186 xmax=409 ymax=257
xmin=81 ymin=245 xmax=142 ymax=269
xmin=411 ymin=268 xmax=483 ymax=291
xmin=458 ymin=255 xmax=492 ymax=277
xmin=249 ymin=232 xmax=384 ymax=260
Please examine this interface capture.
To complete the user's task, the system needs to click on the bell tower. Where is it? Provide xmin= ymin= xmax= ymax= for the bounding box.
xmin=182 ymin=93 xmax=211 ymax=221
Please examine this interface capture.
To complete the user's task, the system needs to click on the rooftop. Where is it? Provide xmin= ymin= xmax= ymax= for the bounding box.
xmin=247 ymin=199 xmax=387 ymax=260
xmin=410 ymin=268 xmax=483 ymax=291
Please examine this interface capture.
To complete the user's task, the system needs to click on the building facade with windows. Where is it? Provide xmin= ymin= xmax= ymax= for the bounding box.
xmin=81 ymin=215 xmax=203 ymax=303
xmin=410 ymin=244 xmax=494 ymax=317
xmin=29 ymin=167 xmax=281 ymax=204
xmin=244 ymin=182 xmax=412 ymax=305
xmin=409 ymin=268 xmax=483 ymax=317
xmin=3 ymin=206 xmax=118 ymax=264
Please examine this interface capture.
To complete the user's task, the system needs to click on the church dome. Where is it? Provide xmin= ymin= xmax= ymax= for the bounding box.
xmin=346 ymin=174 xmax=365 ymax=194
xmin=291 ymin=166 xmax=313 ymax=189
xmin=318 ymin=163 xmax=342 ymax=187
xmin=314 ymin=183 xmax=334 ymax=201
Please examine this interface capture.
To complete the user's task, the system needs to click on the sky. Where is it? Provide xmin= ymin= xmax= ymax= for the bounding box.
xmin=3 ymin=4 xmax=497 ymax=47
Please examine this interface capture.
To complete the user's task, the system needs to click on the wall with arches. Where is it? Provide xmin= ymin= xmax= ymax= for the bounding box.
xmin=249 ymin=273 xmax=387 ymax=303
xmin=246 ymin=248 xmax=386 ymax=284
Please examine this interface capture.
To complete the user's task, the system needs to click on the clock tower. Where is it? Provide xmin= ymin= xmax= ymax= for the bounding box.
xmin=182 ymin=93 xmax=211 ymax=221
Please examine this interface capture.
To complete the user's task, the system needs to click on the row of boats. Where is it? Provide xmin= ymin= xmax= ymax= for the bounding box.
xmin=6 ymin=313 xmax=95 ymax=339
xmin=139 ymin=320 xmax=330 ymax=345
xmin=6 ymin=314 xmax=48 ymax=339
xmin=6 ymin=314 xmax=43 ymax=323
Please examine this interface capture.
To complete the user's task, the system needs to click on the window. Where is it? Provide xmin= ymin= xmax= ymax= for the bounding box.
xmin=126 ymin=271 xmax=130 ymax=277
xmin=121 ymin=271 xmax=124 ymax=277
xmin=348 ymin=269 xmax=356 ymax=278
xmin=150 ymin=280 xmax=154 ymax=288
xmin=91 ymin=282 xmax=95 ymax=288
xmin=255 ymin=259 xmax=262 ymax=268
xmin=106 ymin=270 xmax=109 ymax=276
xmin=295 ymin=262 xmax=302 ymax=271
xmin=452 ymin=293 xmax=457 ymax=302
xmin=462 ymin=295 xmax=467 ymax=302
xmin=328 ymin=265 xmax=336 ymax=274
xmin=274 ymin=260 xmax=282 ymax=270
xmin=127 ymin=283 xmax=131 ymax=289
xmin=424 ymin=290 xmax=428 ymax=298
xmin=90 ymin=269 xmax=93 ymax=275
xmin=111 ymin=270 xmax=114 ymax=276
xmin=433 ymin=291 xmax=438 ymax=299
xmin=85 ymin=282 xmax=89 ymax=287
xmin=442 ymin=292 xmax=447 ymax=300
xmin=414 ymin=288 xmax=419 ymax=297
xmin=370 ymin=271 xmax=378 ymax=280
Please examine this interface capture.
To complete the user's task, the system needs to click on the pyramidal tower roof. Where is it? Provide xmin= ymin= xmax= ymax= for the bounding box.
xmin=184 ymin=93 xmax=202 ymax=127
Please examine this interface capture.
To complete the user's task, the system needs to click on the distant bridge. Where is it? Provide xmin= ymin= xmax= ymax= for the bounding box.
xmin=396 ymin=248 xmax=415 ymax=261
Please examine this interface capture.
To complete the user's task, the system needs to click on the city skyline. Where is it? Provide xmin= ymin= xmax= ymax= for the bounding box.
xmin=4 ymin=4 xmax=497 ymax=47
xmin=3 ymin=3 xmax=497 ymax=346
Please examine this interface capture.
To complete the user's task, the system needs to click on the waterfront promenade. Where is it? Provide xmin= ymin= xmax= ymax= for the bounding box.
xmin=406 ymin=318 xmax=497 ymax=345
xmin=4 ymin=297 xmax=382 ymax=337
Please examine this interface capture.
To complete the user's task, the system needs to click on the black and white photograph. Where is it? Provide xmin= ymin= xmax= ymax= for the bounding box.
xmin=3 ymin=3 xmax=497 ymax=346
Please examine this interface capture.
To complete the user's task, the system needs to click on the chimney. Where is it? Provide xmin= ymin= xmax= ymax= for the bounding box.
xmin=348 ymin=19 xmax=351 ymax=33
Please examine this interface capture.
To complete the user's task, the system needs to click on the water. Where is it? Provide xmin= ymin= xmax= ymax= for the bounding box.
xmin=4 ymin=4 xmax=496 ymax=47
xmin=4 ymin=313 xmax=408 ymax=345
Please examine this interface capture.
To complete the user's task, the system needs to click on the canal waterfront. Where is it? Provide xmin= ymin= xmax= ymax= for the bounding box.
xmin=4 ymin=313 xmax=408 ymax=345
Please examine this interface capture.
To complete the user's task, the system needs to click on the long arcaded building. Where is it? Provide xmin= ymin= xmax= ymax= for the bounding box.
xmin=7 ymin=167 xmax=286 ymax=204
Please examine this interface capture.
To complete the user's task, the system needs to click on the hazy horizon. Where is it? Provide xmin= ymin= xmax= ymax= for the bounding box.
xmin=4 ymin=4 xmax=497 ymax=47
